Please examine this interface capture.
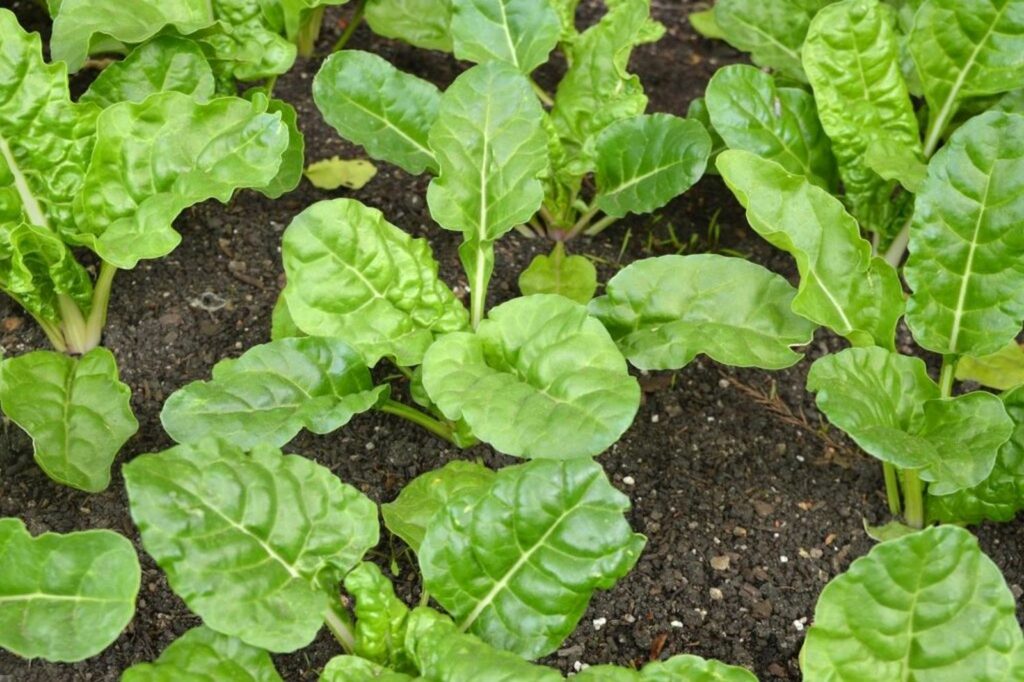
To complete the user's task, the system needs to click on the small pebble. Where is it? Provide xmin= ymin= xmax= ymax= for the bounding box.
xmin=622 ymin=475 xmax=635 ymax=486
xmin=670 ymin=620 xmax=684 ymax=628
xmin=591 ymin=617 xmax=607 ymax=631
xmin=780 ymin=555 xmax=789 ymax=563
xmin=710 ymin=555 xmax=730 ymax=571
xmin=709 ymin=587 xmax=723 ymax=601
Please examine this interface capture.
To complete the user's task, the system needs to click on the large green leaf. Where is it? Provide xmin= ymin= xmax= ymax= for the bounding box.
xmin=704 ymin=64 xmax=837 ymax=189
xmin=320 ymin=656 xmax=416 ymax=681
xmin=0 ymin=224 xmax=92 ymax=328
xmin=590 ymin=254 xmax=815 ymax=371
xmin=593 ymin=114 xmax=711 ymax=218
xmin=450 ymin=0 xmax=561 ymax=73
xmin=904 ymin=112 xmax=1024 ymax=357
xmin=80 ymin=36 xmax=216 ymax=108
xmin=419 ymin=458 xmax=645 ymax=658
xmin=0 ymin=517 xmax=139 ymax=662
xmin=908 ymin=0 xmax=1024 ymax=153
xmin=281 ymin=199 xmax=468 ymax=366
xmin=313 ymin=51 xmax=441 ymax=175
xmin=0 ymin=348 xmax=137 ymax=492
xmin=930 ymin=385 xmax=1024 ymax=524
xmin=124 ymin=440 xmax=379 ymax=653
xmin=803 ymin=0 xmax=920 ymax=234
xmin=381 ymin=460 xmax=496 ymax=553
xmin=801 ymin=526 xmax=1024 ymax=681
xmin=518 ymin=242 xmax=597 ymax=304
xmin=421 ymin=295 xmax=640 ymax=459
xmin=73 ymin=92 xmax=289 ymax=268
xmin=717 ymin=150 xmax=904 ymax=349
xmin=161 ymin=337 xmax=385 ymax=448
xmin=426 ymin=62 xmax=548 ymax=294
xmin=715 ymin=0 xmax=836 ymax=82
xmin=121 ymin=626 xmax=282 ymax=681
xmin=344 ymin=562 xmax=413 ymax=671
xmin=956 ymin=342 xmax=1024 ymax=390
xmin=577 ymin=655 xmax=758 ymax=681
xmin=364 ymin=0 xmax=454 ymax=51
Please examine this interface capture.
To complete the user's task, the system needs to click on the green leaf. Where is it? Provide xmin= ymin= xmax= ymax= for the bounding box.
xmin=689 ymin=8 xmax=726 ymax=39
xmin=0 ymin=517 xmax=139 ymax=662
xmin=364 ymin=0 xmax=454 ymax=51
xmin=426 ymin=62 xmax=548 ymax=294
xmin=381 ymin=460 xmax=496 ymax=553
xmin=686 ymin=97 xmax=726 ymax=174
xmin=929 ymin=385 xmax=1024 ymax=524
xmin=270 ymin=292 xmax=304 ymax=340
xmin=715 ymin=0 xmax=835 ymax=82
xmin=123 ymin=440 xmax=379 ymax=653
xmin=421 ymin=295 xmax=640 ymax=459
xmin=0 ymin=348 xmax=137 ymax=492
xmin=419 ymin=458 xmax=645 ymax=658
xmin=73 ymin=92 xmax=289 ymax=268
xmin=956 ymin=342 xmax=1024 ymax=391
xmin=304 ymin=157 xmax=378 ymax=190
xmin=803 ymin=0 xmax=921 ymax=235
xmin=121 ymin=626 xmax=282 ymax=681
xmin=50 ymin=0 xmax=215 ymax=72
xmin=450 ymin=0 xmax=561 ymax=73
xmin=161 ymin=337 xmax=385 ymax=448
xmin=518 ymin=242 xmax=597 ymax=304
xmin=578 ymin=654 xmax=758 ymax=681
xmin=593 ymin=114 xmax=711 ymax=218
xmin=704 ymin=64 xmax=837 ymax=189
xmin=863 ymin=519 xmax=919 ymax=543
xmin=801 ymin=525 xmax=1024 ymax=681
xmin=197 ymin=10 xmax=297 ymax=82
xmin=256 ymin=96 xmax=305 ymax=200
xmin=344 ymin=562 xmax=413 ymax=671
xmin=79 ymin=36 xmax=215 ymax=109
xmin=717 ymin=150 xmax=904 ymax=349
xmin=904 ymin=112 xmax=1024 ymax=357
xmin=908 ymin=0 xmax=1024 ymax=152
xmin=313 ymin=51 xmax=441 ymax=175
xmin=281 ymin=199 xmax=468 ymax=366
xmin=863 ymin=137 xmax=927 ymax=193
xmin=590 ymin=254 xmax=815 ymax=371
xmin=320 ymin=656 xmax=416 ymax=681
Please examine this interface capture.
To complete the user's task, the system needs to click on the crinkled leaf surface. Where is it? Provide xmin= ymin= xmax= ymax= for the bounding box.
xmin=124 ymin=440 xmax=379 ymax=653
xmin=313 ymin=51 xmax=441 ymax=175
xmin=161 ymin=337 xmax=384 ymax=448
xmin=381 ymin=460 xmax=496 ymax=553
xmin=450 ymin=0 xmax=561 ymax=72
xmin=196 ymin=5 xmax=297 ymax=82
xmin=593 ymin=114 xmax=711 ymax=218
xmin=257 ymin=96 xmax=305 ymax=200
xmin=590 ymin=254 xmax=815 ymax=371
xmin=956 ymin=342 xmax=1024 ymax=390
xmin=121 ymin=626 xmax=282 ymax=682
xmin=74 ymin=92 xmax=288 ymax=268
xmin=705 ymin=64 xmax=837 ymax=190
xmin=578 ymin=655 xmax=758 ymax=681
xmin=320 ymin=656 xmax=415 ymax=681
xmin=0 ymin=347 xmax=137 ymax=492
xmin=421 ymin=295 xmax=640 ymax=459
xmin=344 ymin=562 xmax=412 ymax=671
xmin=419 ymin=458 xmax=645 ymax=658
xmin=0 ymin=224 xmax=92 ymax=327
xmin=803 ymin=0 xmax=920 ymax=234
xmin=518 ymin=242 xmax=597 ymax=304
xmin=281 ymin=199 xmax=467 ymax=366
xmin=904 ymin=112 xmax=1024 ymax=357
xmin=80 ymin=36 xmax=215 ymax=108
xmin=717 ymin=150 xmax=904 ymax=349
xmin=364 ymin=0 xmax=454 ymax=51
xmin=801 ymin=526 xmax=1024 ymax=681
xmin=0 ymin=517 xmax=139 ymax=662
xmin=864 ymin=137 xmax=927 ymax=193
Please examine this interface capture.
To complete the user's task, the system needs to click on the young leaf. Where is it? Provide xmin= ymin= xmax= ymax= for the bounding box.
xmin=197 ymin=10 xmax=297 ymax=82
xmin=124 ymin=440 xmax=379 ymax=652
xmin=381 ymin=460 xmax=496 ymax=553
xmin=421 ymin=295 xmax=641 ymax=459
xmin=320 ymin=656 xmax=415 ymax=681
xmin=717 ymin=150 xmax=904 ymax=349
xmin=281 ymin=199 xmax=468 ymax=366
xmin=577 ymin=654 xmax=758 ymax=681
xmin=344 ymin=562 xmax=413 ymax=671
xmin=590 ymin=254 xmax=816 ymax=371
xmin=956 ymin=342 xmax=1024 ymax=391
xmin=704 ymin=64 xmax=837 ymax=189
xmin=426 ymin=62 xmax=548 ymax=302
xmin=121 ymin=626 xmax=282 ymax=682
xmin=593 ymin=114 xmax=712 ymax=219
xmin=904 ymin=112 xmax=1024 ymax=358
xmin=304 ymin=157 xmax=378 ymax=190
xmin=689 ymin=8 xmax=726 ymax=39
xmin=863 ymin=137 xmax=927 ymax=194
xmin=801 ymin=526 xmax=1024 ymax=681
xmin=686 ymin=97 xmax=726 ymax=174
xmin=79 ymin=36 xmax=216 ymax=108
xmin=450 ymin=0 xmax=561 ymax=73
xmin=270 ymin=293 xmax=304 ymax=340
xmin=803 ymin=0 xmax=921 ymax=234
xmin=313 ymin=51 xmax=441 ymax=175
xmin=518 ymin=242 xmax=597 ymax=304
xmin=0 ymin=348 xmax=137 ymax=492
xmin=364 ymin=0 xmax=454 ymax=52
xmin=257 ymin=96 xmax=305 ymax=200
xmin=0 ymin=517 xmax=139 ymax=662
xmin=909 ymin=0 xmax=1024 ymax=152
xmin=161 ymin=337 xmax=386 ymax=448
xmin=73 ymin=92 xmax=289 ymax=268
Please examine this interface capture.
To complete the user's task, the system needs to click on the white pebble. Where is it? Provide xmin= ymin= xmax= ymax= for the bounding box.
xmin=592 ymin=617 xmax=607 ymax=631
xmin=780 ymin=555 xmax=789 ymax=563
xmin=622 ymin=475 xmax=636 ymax=486
xmin=793 ymin=620 xmax=805 ymax=632
xmin=651 ymin=414 xmax=660 ymax=423
xmin=670 ymin=620 xmax=684 ymax=628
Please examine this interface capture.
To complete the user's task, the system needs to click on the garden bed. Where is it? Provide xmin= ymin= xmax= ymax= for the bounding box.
xmin=1 ymin=1 xmax=1021 ymax=680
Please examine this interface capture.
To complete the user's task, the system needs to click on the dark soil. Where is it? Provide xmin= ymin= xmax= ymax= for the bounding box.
xmin=2 ymin=1 xmax=1022 ymax=681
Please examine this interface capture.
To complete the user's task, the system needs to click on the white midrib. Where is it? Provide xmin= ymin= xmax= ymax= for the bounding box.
xmin=345 ymin=96 xmax=433 ymax=160
xmin=606 ymin=157 xmax=692 ymax=201
xmin=0 ymin=134 xmax=49 ymax=229
xmin=947 ymin=172 xmax=994 ymax=353
xmin=0 ymin=593 xmax=119 ymax=603
xmin=496 ymin=1 xmax=520 ymax=69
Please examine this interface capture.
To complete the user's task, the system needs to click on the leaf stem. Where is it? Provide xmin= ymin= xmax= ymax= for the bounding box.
xmin=514 ymin=224 xmax=538 ymax=239
xmin=332 ymin=0 xmax=367 ymax=52
xmin=902 ymin=469 xmax=925 ymax=529
xmin=883 ymin=462 xmax=902 ymax=516
xmin=57 ymin=295 xmax=89 ymax=355
xmin=583 ymin=214 xmax=618 ymax=237
xmin=529 ymin=78 xmax=555 ymax=107
xmin=37 ymin=317 xmax=68 ymax=353
xmin=883 ymin=213 xmax=913 ymax=268
xmin=324 ymin=602 xmax=356 ymax=654
xmin=378 ymin=398 xmax=468 ymax=447
xmin=939 ymin=354 xmax=957 ymax=397
xmin=470 ymin=247 xmax=487 ymax=329
xmin=295 ymin=5 xmax=326 ymax=57
xmin=565 ymin=204 xmax=600 ymax=240
xmin=83 ymin=260 xmax=117 ymax=352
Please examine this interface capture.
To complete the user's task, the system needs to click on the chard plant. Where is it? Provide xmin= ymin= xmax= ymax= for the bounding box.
xmin=698 ymin=0 xmax=1024 ymax=528
xmin=0 ymin=10 xmax=294 ymax=491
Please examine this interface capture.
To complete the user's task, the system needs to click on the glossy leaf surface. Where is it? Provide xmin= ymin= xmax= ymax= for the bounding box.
xmin=121 ymin=626 xmax=282 ymax=681
xmin=345 ymin=562 xmax=413 ymax=671
xmin=517 ymin=242 xmax=597 ymax=304
xmin=364 ymin=0 xmax=454 ymax=51
xmin=450 ymin=0 xmax=561 ymax=72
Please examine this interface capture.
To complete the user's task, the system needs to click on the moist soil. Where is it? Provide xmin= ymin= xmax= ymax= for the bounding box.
xmin=2 ymin=1 xmax=1022 ymax=680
